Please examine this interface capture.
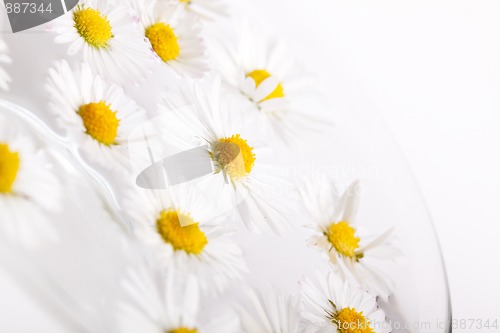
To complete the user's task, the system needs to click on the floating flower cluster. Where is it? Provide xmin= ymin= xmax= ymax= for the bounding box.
xmin=0 ymin=0 xmax=400 ymax=332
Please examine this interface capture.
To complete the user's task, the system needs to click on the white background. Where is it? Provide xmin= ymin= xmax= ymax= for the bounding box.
xmin=308 ymin=0 xmax=500 ymax=324
xmin=1 ymin=0 xmax=499 ymax=331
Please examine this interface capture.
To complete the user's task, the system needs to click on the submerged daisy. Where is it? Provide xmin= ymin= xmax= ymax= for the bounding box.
xmin=51 ymin=0 xmax=151 ymax=84
xmin=301 ymin=272 xmax=391 ymax=333
xmin=0 ymin=117 xmax=62 ymax=247
xmin=132 ymin=0 xmax=208 ymax=77
xmin=157 ymin=76 xmax=295 ymax=234
xmin=209 ymin=25 xmax=323 ymax=144
xmin=0 ymin=37 xmax=11 ymax=91
xmin=46 ymin=60 xmax=145 ymax=169
xmin=238 ymin=288 xmax=320 ymax=333
xmin=126 ymin=187 xmax=247 ymax=293
xmin=299 ymin=176 xmax=398 ymax=298
xmin=119 ymin=266 xmax=241 ymax=333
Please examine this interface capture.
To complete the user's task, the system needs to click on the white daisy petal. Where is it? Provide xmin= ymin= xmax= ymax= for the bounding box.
xmin=0 ymin=38 xmax=11 ymax=91
xmin=341 ymin=180 xmax=362 ymax=223
xmin=239 ymin=287 xmax=320 ymax=333
xmin=179 ymin=0 xmax=227 ymax=20
xmin=118 ymin=265 xmax=241 ymax=332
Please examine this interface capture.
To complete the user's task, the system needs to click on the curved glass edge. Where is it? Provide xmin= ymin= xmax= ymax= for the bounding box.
xmin=370 ymin=108 xmax=453 ymax=332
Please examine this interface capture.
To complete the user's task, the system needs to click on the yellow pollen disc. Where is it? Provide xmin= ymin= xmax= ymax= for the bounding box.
xmin=179 ymin=0 xmax=190 ymax=3
xmin=211 ymin=134 xmax=256 ymax=179
xmin=156 ymin=209 xmax=208 ymax=255
xmin=169 ymin=328 xmax=197 ymax=333
xmin=73 ymin=7 xmax=113 ymax=48
xmin=326 ymin=221 xmax=360 ymax=258
xmin=78 ymin=101 xmax=120 ymax=146
xmin=145 ymin=23 xmax=181 ymax=62
xmin=247 ymin=69 xmax=284 ymax=102
xmin=0 ymin=143 xmax=20 ymax=194
xmin=334 ymin=307 xmax=374 ymax=333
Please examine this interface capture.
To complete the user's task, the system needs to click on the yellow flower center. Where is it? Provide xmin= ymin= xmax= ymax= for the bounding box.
xmin=0 ymin=143 xmax=20 ymax=194
xmin=326 ymin=221 xmax=360 ymax=258
xmin=78 ymin=101 xmax=120 ymax=146
xmin=211 ymin=134 xmax=255 ymax=179
xmin=156 ymin=209 xmax=208 ymax=255
xmin=246 ymin=69 xmax=284 ymax=102
xmin=334 ymin=307 xmax=374 ymax=333
xmin=145 ymin=23 xmax=181 ymax=62
xmin=169 ymin=328 xmax=197 ymax=333
xmin=73 ymin=7 xmax=113 ymax=48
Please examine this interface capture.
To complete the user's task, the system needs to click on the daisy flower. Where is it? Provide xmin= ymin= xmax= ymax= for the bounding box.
xmin=119 ymin=265 xmax=241 ymax=333
xmin=209 ymin=25 xmax=323 ymax=144
xmin=177 ymin=0 xmax=227 ymax=20
xmin=46 ymin=60 xmax=146 ymax=169
xmin=131 ymin=0 xmax=208 ymax=77
xmin=301 ymin=272 xmax=391 ymax=333
xmin=50 ymin=0 xmax=151 ymax=84
xmin=0 ymin=116 xmax=62 ymax=247
xmin=298 ymin=176 xmax=398 ymax=299
xmin=238 ymin=287 xmax=320 ymax=333
xmin=0 ymin=37 xmax=11 ymax=91
xmin=156 ymin=75 xmax=295 ymax=234
xmin=125 ymin=186 xmax=247 ymax=293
